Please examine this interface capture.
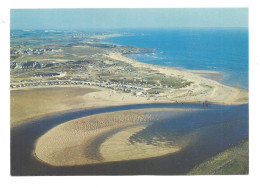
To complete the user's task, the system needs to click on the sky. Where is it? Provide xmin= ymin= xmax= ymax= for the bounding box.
xmin=10 ymin=8 xmax=248 ymax=30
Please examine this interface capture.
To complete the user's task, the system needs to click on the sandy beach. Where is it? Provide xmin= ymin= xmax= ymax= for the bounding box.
xmin=106 ymin=53 xmax=248 ymax=105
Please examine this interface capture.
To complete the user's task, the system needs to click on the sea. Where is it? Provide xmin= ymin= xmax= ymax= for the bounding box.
xmin=104 ymin=28 xmax=248 ymax=89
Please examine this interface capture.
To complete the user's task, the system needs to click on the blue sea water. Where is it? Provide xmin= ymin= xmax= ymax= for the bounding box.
xmin=104 ymin=28 xmax=248 ymax=89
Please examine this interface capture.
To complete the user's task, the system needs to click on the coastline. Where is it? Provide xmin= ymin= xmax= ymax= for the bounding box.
xmin=10 ymin=41 xmax=249 ymax=174
xmin=106 ymin=52 xmax=248 ymax=104
xmin=10 ymin=11 xmax=249 ymax=176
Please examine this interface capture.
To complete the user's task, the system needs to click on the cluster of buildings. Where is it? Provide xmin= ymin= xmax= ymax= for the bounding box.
xmin=11 ymin=47 xmax=56 ymax=55
xmin=10 ymin=77 xmax=162 ymax=97
xmin=12 ymin=61 xmax=42 ymax=69
xmin=34 ymin=72 xmax=61 ymax=77
xmin=10 ymin=47 xmax=165 ymax=98
xmin=10 ymin=61 xmax=60 ymax=70
xmin=112 ymin=46 xmax=153 ymax=54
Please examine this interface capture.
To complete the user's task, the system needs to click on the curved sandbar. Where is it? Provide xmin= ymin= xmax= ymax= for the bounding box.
xmin=35 ymin=108 xmax=184 ymax=166
xmin=11 ymin=103 xmax=248 ymax=175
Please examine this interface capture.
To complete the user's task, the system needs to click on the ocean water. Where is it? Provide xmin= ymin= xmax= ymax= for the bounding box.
xmin=104 ymin=28 xmax=248 ymax=89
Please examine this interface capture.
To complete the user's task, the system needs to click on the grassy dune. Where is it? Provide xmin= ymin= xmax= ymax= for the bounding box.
xmin=188 ymin=138 xmax=249 ymax=175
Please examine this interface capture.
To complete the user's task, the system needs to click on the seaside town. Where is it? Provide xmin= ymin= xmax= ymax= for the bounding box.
xmin=10 ymin=31 xmax=193 ymax=100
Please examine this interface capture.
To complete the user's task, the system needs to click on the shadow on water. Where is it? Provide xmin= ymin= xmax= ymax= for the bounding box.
xmin=11 ymin=103 xmax=248 ymax=175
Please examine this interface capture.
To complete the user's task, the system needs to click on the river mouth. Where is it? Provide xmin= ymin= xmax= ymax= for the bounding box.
xmin=11 ymin=103 xmax=248 ymax=175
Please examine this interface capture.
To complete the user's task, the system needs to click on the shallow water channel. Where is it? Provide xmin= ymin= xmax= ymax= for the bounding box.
xmin=11 ymin=103 xmax=248 ymax=175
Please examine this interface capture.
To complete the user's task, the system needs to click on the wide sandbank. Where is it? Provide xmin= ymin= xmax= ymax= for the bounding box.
xmin=34 ymin=108 xmax=187 ymax=166
xmin=10 ymin=86 xmax=99 ymax=126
